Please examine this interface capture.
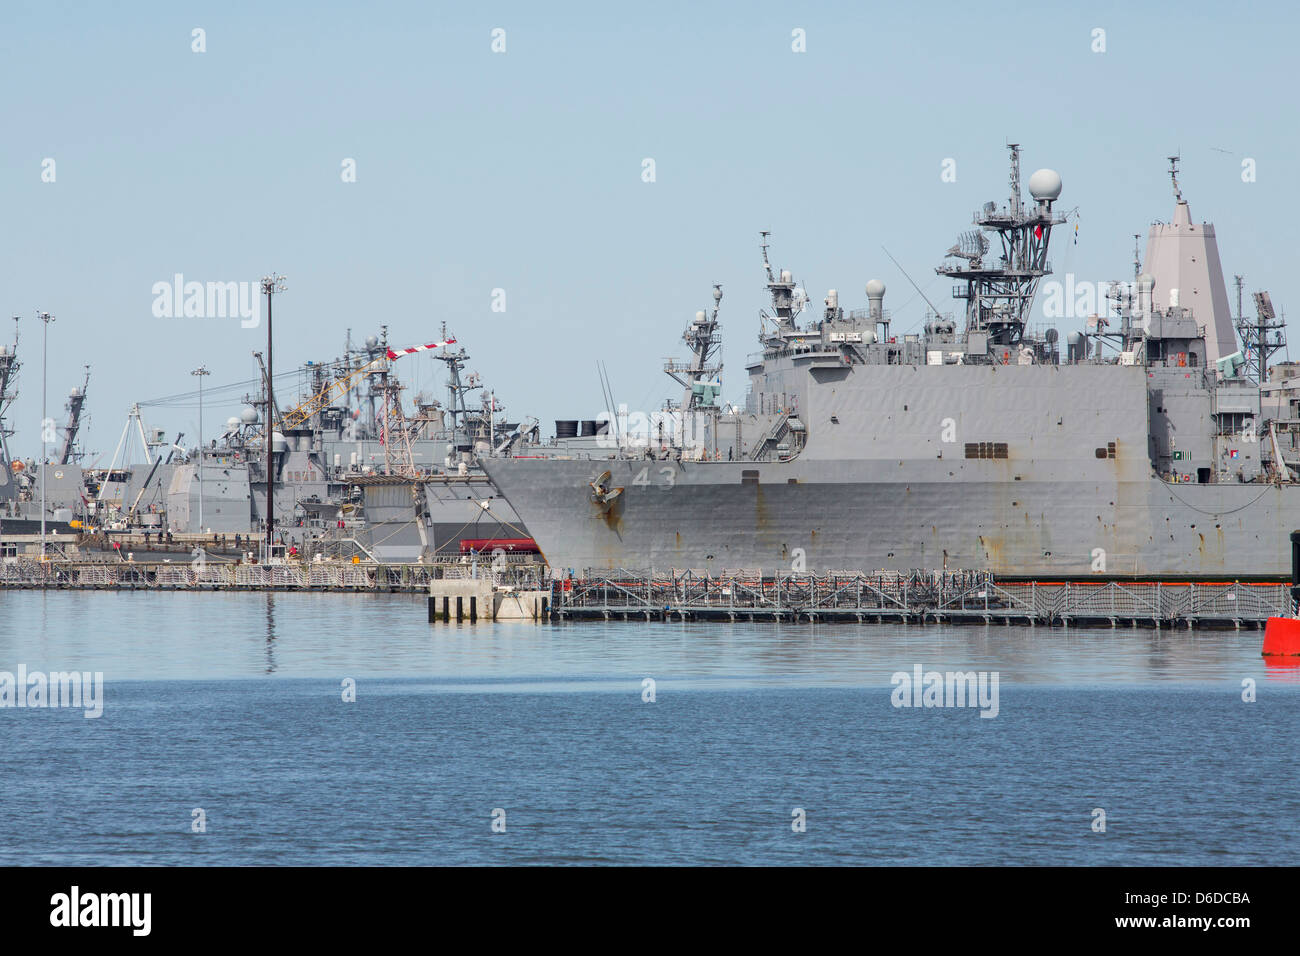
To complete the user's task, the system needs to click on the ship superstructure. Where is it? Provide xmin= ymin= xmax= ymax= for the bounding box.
xmin=484 ymin=148 xmax=1300 ymax=578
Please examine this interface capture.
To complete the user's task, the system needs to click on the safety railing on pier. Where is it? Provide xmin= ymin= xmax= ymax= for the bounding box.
xmin=549 ymin=570 xmax=1293 ymax=627
xmin=0 ymin=559 xmax=547 ymax=593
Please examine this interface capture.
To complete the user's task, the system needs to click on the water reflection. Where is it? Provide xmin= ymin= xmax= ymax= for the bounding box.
xmin=265 ymin=593 xmax=277 ymax=675
xmin=1 ymin=591 xmax=1293 ymax=687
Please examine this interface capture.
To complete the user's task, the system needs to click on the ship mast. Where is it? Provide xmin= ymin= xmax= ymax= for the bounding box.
xmin=664 ymin=285 xmax=724 ymax=411
xmin=937 ymin=144 xmax=1064 ymax=351
xmin=760 ymin=232 xmax=803 ymax=337
xmin=1237 ymin=289 xmax=1286 ymax=385
xmin=58 ymin=366 xmax=91 ymax=465
xmin=0 ymin=317 xmax=19 ymax=491
xmin=432 ymin=322 xmax=478 ymax=454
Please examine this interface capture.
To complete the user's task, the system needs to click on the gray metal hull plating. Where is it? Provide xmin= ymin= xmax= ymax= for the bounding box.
xmin=484 ymin=364 xmax=1299 ymax=577
xmin=485 ymin=457 xmax=1299 ymax=576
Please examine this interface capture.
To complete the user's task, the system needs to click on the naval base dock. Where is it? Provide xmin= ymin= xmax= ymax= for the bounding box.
xmin=5 ymin=555 xmax=1291 ymax=628
xmin=537 ymin=569 xmax=1292 ymax=629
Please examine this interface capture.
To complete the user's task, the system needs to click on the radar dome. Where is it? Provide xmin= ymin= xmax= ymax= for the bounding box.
xmin=364 ymin=335 xmax=379 ymax=350
xmin=239 ymin=405 xmax=259 ymax=424
xmin=1027 ymin=169 xmax=1062 ymax=201
xmin=865 ymin=279 xmax=885 ymax=297
xmin=226 ymin=417 xmax=240 ymax=429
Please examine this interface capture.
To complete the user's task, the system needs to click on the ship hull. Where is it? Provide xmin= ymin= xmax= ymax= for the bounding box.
xmin=483 ymin=456 xmax=1299 ymax=577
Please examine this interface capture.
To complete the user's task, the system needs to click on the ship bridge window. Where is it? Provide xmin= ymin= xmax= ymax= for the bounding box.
xmin=964 ymin=442 xmax=1008 ymax=460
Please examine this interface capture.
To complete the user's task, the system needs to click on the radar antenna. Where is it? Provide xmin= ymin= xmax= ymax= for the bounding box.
xmin=1237 ymin=290 xmax=1286 ymax=384
xmin=945 ymin=230 xmax=989 ymax=265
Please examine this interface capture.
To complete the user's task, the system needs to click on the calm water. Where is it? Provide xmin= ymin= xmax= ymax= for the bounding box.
xmin=1 ymin=591 xmax=1296 ymax=865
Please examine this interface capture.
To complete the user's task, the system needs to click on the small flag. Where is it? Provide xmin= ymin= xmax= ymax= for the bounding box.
xmin=1034 ymin=224 xmax=1043 ymax=239
xmin=1230 ymin=449 xmax=1239 ymax=459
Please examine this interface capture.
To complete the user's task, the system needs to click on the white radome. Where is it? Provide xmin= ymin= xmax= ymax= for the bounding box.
xmin=865 ymin=279 xmax=886 ymax=297
xmin=1028 ymin=168 xmax=1063 ymax=201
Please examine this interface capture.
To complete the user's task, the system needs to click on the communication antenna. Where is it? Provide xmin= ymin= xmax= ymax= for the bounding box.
xmin=760 ymin=231 xmax=774 ymax=283
xmin=882 ymin=246 xmax=946 ymax=319
xmin=1007 ymin=143 xmax=1022 ymax=217
xmin=1168 ymin=154 xmax=1182 ymax=202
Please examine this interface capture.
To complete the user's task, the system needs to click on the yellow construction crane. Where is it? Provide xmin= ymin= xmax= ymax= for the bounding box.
xmin=278 ymin=336 xmax=456 ymax=431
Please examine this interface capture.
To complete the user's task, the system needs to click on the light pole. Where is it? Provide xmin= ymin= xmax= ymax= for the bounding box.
xmin=191 ymin=365 xmax=209 ymax=532
xmin=37 ymin=311 xmax=54 ymax=560
xmin=261 ymin=274 xmax=286 ymax=561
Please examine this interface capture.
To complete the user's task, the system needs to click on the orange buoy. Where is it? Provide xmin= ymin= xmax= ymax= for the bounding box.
xmin=1263 ymin=617 xmax=1300 ymax=656
xmin=1271 ymin=529 xmax=1300 ymax=656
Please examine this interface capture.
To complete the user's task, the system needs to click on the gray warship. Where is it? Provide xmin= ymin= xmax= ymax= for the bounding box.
xmin=1 ymin=324 xmax=540 ymax=563
xmin=484 ymin=147 xmax=1300 ymax=578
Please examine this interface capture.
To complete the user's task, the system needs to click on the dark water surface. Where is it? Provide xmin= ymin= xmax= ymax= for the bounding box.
xmin=1 ymin=591 xmax=1295 ymax=865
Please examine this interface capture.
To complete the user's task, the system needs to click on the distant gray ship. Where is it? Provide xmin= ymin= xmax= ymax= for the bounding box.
xmin=484 ymin=147 xmax=1300 ymax=578
xmin=1 ymin=324 xmax=541 ymax=563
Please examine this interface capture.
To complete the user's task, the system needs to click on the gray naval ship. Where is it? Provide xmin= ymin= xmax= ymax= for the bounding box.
xmin=1 ymin=324 xmax=537 ymax=563
xmin=484 ymin=147 xmax=1300 ymax=578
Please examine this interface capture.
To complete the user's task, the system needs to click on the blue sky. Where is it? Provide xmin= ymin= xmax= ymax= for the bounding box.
xmin=2 ymin=0 xmax=1296 ymax=460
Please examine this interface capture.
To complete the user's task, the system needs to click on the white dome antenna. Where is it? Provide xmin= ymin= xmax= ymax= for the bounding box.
xmin=1028 ymin=168 xmax=1063 ymax=203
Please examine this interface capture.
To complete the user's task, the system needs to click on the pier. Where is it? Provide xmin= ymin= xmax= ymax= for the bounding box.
xmin=5 ymin=559 xmax=1291 ymax=628
xmin=546 ymin=569 xmax=1292 ymax=628
xmin=0 ymin=558 xmax=546 ymax=594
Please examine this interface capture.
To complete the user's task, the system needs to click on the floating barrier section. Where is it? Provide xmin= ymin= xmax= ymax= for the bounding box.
xmin=548 ymin=569 xmax=1292 ymax=628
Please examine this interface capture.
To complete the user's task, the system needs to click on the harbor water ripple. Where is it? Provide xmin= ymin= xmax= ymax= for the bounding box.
xmin=1 ymin=591 xmax=1295 ymax=865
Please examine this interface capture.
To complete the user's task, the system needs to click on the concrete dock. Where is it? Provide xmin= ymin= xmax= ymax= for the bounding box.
xmin=426 ymin=578 xmax=550 ymax=621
